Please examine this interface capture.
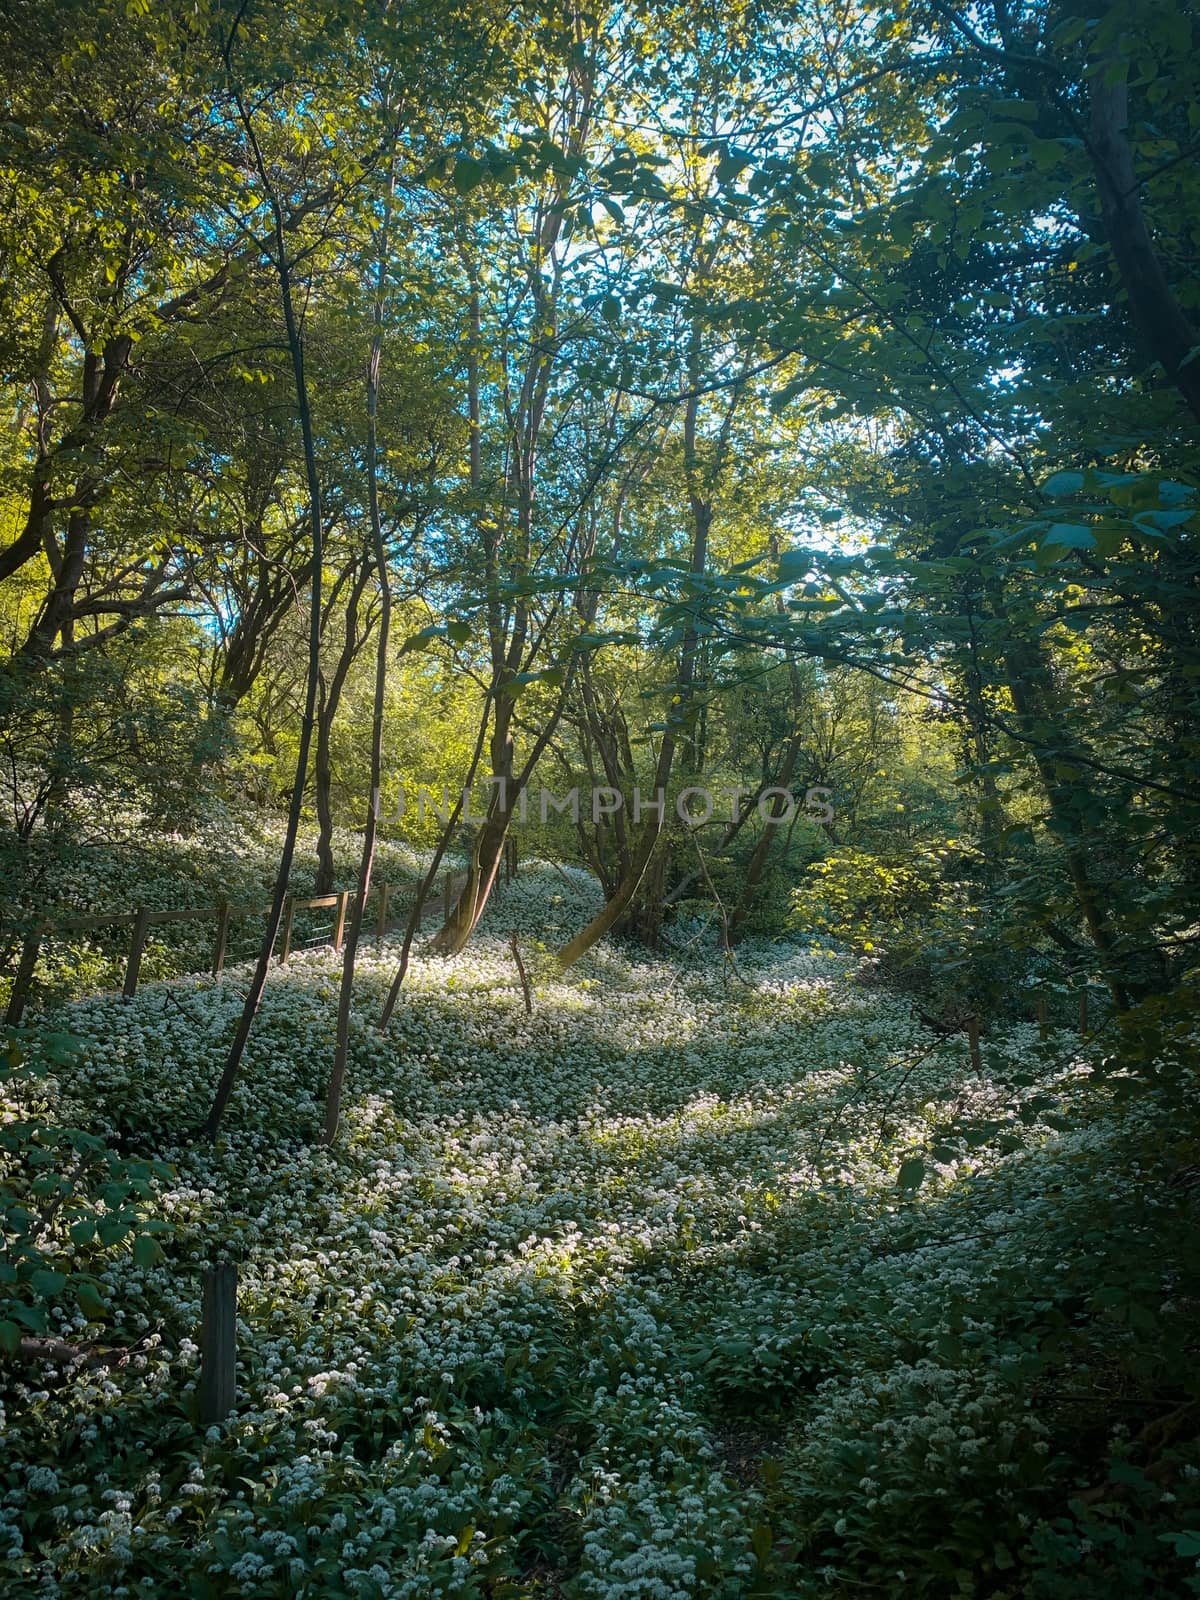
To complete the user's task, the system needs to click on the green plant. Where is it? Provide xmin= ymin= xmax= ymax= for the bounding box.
xmin=0 ymin=1027 xmax=173 ymax=1353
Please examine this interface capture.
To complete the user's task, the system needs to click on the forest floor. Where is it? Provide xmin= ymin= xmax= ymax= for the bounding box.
xmin=3 ymin=862 xmax=1198 ymax=1598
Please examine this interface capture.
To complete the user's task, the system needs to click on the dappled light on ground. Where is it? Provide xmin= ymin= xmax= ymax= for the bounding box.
xmin=4 ymin=866 xmax=1195 ymax=1597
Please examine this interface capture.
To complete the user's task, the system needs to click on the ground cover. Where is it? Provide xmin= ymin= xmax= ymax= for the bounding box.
xmin=2 ymin=866 xmax=1197 ymax=1598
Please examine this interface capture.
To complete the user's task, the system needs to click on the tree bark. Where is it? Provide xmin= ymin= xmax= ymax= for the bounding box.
xmin=324 ymin=127 xmax=398 ymax=1144
xmin=314 ymin=556 xmax=375 ymax=894
xmin=1088 ymin=55 xmax=1200 ymax=424
xmin=557 ymin=396 xmax=715 ymax=967
xmin=203 ymin=89 xmax=327 ymax=1141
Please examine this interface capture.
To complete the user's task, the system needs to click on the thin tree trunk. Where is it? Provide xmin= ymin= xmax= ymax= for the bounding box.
xmin=558 ymin=327 xmax=732 ymax=968
xmin=203 ymin=95 xmax=325 ymax=1141
xmin=556 ymin=719 xmax=680 ymax=968
xmin=314 ymin=558 xmax=373 ymax=894
xmin=1088 ymin=50 xmax=1200 ymax=425
xmin=428 ymin=47 xmax=600 ymax=957
xmin=558 ymin=462 xmax=713 ymax=966
xmin=377 ymin=696 xmax=493 ymax=1029
xmin=728 ymin=732 xmax=803 ymax=940
xmin=324 ymin=135 xmax=397 ymax=1143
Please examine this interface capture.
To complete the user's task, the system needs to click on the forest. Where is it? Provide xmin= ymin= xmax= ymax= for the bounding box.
xmin=1 ymin=0 xmax=1198 ymax=1594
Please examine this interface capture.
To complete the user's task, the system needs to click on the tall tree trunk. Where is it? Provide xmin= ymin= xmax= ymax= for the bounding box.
xmin=426 ymin=262 xmax=516 ymax=958
xmin=22 ymin=506 xmax=90 ymax=659
xmin=427 ymin=705 xmax=517 ymax=954
xmin=429 ymin=38 xmax=601 ymax=956
xmin=1088 ymin=47 xmax=1200 ymax=425
xmin=203 ymin=93 xmax=326 ymax=1141
xmin=324 ymin=131 xmax=398 ymax=1143
xmin=313 ymin=685 xmax=338 ymax=896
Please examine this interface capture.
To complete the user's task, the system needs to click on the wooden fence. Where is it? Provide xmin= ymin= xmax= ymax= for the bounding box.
xmin=4 ymin=838 xmax=520 ymax=1027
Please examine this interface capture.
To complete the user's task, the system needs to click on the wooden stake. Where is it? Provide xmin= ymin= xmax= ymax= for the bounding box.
xmin=376 ymin=882 xmax=390 ymax=943
xmin=279 ymin=895 xmax=295 ymax=964
xmin=332 ymin=890 xmax=349 ymax=952
xmin=966 ymin=1014 xmax=982 ymax=1074
xmin=1077 ymin=989 xmax=1088 ymax=1034
xmin=212 ymin=900 xmax=231 ymax=978
xmin=123 ymin=906 xmax=151 ymax=1000
xmin=199 ymin=1262 xmax=237 ymax=1424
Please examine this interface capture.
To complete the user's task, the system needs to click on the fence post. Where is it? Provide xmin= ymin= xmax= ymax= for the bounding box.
xmin=199 ymin=1262 xmax=238 ymax=1424
xmin=1077 ymin=988 xmax=1088 ymax=1035
xmin=212 ymin=899 xmax=231 ymax=978
xmin=966 ymin=1014 xmax=982 ymax=1074
xmin=1037 ymin=996 xmax=1049 ymax=1040
xmin=123 ymin=906 xmax=151 ymax=1000
xmin=279 ymin=895 xmax=295 ymax=964
xmin=332 ymin=890 xmax=349 ymax=953
xmin=5 ymin=927 xmax=42 ymax=1026
xmin=376 ymin=882 xmax=390 ymax=943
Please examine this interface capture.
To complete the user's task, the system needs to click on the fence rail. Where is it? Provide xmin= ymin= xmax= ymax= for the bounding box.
xmin=1 ymin=851 xmax=509 ymax=1026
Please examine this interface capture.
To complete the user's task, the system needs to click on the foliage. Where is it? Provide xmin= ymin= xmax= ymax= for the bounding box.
xmin=1 ymin=1027 xmax=173 ymax=1354
xmin=1 ymin=0 xmax=1199 ymax=1594
xmin=789 ymin=843 xmax=967 ymax=946
xmin=0 ymin=867 xmax=1196 ymax=1597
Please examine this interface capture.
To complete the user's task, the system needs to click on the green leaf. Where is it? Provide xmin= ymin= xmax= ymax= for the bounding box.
xmin=75 ymin=1282 xmax=108 ymax=1321
xmin=1042 ymin=471 xmax=1086 ymax=497
xmin=897 ymin=1157 xmax=926 ymax=1190
xmin=450 ymin=156 xmax=486 ymax=194
xmin=1133 ymin=508 xmax=1193 ymax=533
xmin=716 ymin=148 xmax=751 ymax=184
xmin=1160 ymin=1531 xmax=1200 ymax=1557
xmin=988 ymin=98 xmax=1039 ymax=122
xmin=132 ymin=1234 xmax=163 ymax=1268
xmin=778 ymin=547 xmax=813 ymax=580
xmin=1043 ymin=523 xmax=1095 ymax=549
